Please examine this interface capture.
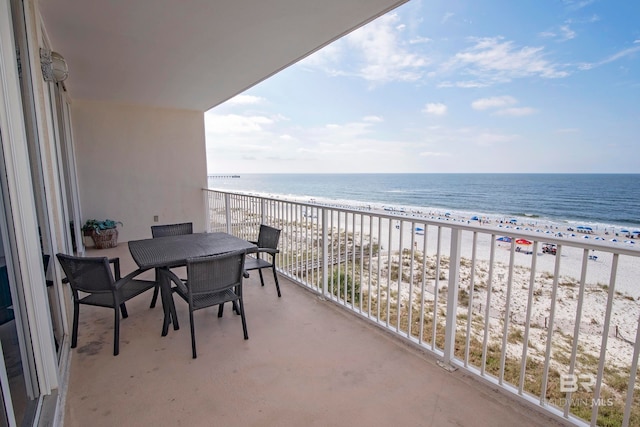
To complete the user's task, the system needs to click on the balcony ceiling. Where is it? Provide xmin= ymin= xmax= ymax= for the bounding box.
xmin=39 ymin=0 xmax=407 ymax=111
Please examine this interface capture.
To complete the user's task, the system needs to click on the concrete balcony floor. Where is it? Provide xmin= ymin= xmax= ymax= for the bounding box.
xmin=63 ymin=244 xmax=567 ymax=427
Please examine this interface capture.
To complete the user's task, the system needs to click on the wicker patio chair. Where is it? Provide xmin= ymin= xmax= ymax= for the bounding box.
xmin=159 ymin=250 xmax=248 ymax=358
xmin=148 ymin=222 xmax=193 ymax=308
xmin=245 ymin=224 xmax=282 ymax=297
xmin=150 ymin=222 xmax=193 ymax=238
xmin=56 ymin=253 xmax=155 ymax=356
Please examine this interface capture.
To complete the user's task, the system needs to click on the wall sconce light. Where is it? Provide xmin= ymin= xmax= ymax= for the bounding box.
xmin=40 ymin=48 xmax=69 ymax=82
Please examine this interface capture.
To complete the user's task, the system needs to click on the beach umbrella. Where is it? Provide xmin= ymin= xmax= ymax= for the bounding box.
xmin=633 ymin=230 xmax=640 ymax=234
xmin=620 ymin=229 xmax=629 ymax=233
xmin=470 ymin=215 xmax=479 ymax=221
xmin=515 ymin=238 xmax=532 ymax=245
xmin=610 ymin=238 xmax=618 ymax=242
xmin=496 ymin=236 xmax=512 ymax=242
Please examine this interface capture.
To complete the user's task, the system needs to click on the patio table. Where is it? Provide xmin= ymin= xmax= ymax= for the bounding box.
xmin=128 ymin=232 xmax=256 ymax=336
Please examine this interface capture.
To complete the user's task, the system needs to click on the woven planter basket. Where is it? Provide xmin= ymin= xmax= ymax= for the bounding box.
xmin=91 ymin=228 xmax=118 ymax=249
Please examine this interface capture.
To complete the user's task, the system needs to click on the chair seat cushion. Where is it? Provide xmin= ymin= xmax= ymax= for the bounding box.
xmin=244 ymin=256 xmax=272 ymax=270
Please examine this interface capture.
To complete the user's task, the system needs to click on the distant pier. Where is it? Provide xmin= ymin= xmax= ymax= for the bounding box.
xmin=208 ymin=175 xmax=240 ymax=179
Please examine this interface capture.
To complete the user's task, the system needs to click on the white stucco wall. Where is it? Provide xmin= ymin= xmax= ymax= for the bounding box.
xmin=71 ymin=100 xmax=207 ymax=243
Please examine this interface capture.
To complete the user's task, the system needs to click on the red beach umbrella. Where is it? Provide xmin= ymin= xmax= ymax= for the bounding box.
xmin=515 ymin=238 xmax=532 ymax=245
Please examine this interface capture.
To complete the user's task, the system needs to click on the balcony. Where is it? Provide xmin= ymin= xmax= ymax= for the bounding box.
xmin=61 ymin=189 xmax=640 ymax=426
xmin=64 ymin=243 xmax=563 ymax=426
xmin=203 ymin=190 xmax=640 ymax=426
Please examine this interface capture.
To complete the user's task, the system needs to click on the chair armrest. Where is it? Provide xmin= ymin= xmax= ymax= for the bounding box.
xmin=124 ymin=266 xmax=155 ymax=284
xmin=113 ymin=268 xmax=150 ymax=290
xmin=253 ymin=248 xmax=279 ymax=256
xmin=108 ymin=258 xmax=121 ymax=280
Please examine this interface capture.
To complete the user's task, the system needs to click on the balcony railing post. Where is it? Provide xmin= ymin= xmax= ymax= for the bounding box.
xmin=203 ymin=190 xmax=211 ymax=232
xmin=321 ymin=208 xmax=328 ymax=297
xmin=261 ymin=198 xmax=266 ymax=226
xmin=224 ymin=193 xmax=231 ymax=234
xmin=444 ymin=228 xmax=462 ymax=365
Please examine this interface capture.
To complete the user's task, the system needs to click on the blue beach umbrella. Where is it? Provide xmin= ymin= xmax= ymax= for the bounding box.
xmin=496 ymin=236 xmax=512 ymax=242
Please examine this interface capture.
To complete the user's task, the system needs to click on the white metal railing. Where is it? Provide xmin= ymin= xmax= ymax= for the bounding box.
xmin=204 ymin=189 xmax=640 ymax=427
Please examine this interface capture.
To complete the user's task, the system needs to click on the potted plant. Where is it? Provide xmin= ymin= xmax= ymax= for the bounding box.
xmin=81 ymin=219 xmax=123 ymax=249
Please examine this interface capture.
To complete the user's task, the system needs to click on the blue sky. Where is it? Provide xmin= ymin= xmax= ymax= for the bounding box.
xmin=205 ymin=0 xmax=640 ymax=174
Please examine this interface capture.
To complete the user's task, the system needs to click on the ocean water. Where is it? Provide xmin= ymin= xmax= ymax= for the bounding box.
xmin=208 ymin=174 xmax=640 ymax=229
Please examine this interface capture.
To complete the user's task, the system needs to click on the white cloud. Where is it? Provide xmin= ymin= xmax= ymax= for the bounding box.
xmin=541 ymin=25 xmax=576 ymax=42
xmin=409 ymin=36 xmax=432 ymax=45
xmin=579 ymin=45 xmax=640 ymax=70
xmin=301 ymin=43 xmax=343 ymax=68
xmin=442 ymin=12 xmax=454 ymax=24
xmin=562 ymin=0 xmax=595 ymax=11
xmin=438 ymin=80 xmax=490 ymax=88
xmin=494 ymin=107 xmax=537 ymax=116
xmin=423 ymin=103 xmax=448 ymax=115
xmin=539 ymin=31 xmax=556 ymax=39
xmin=559 ymin=25 xmax=576 ymax=41
xmin=301 ymin=13 xmax=428 ymax=84
xmin=205 ymin=113 xmax=274 ymax=134
xmin=472 ymin=96 xmax=535 ymax=116
xmin=347 ymin=14 xmax=428 ymax=83
xmin=446 ymin=37 xmax=569 ymax=85
xmin=471 ymin=96 xmax=517 ymax=110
